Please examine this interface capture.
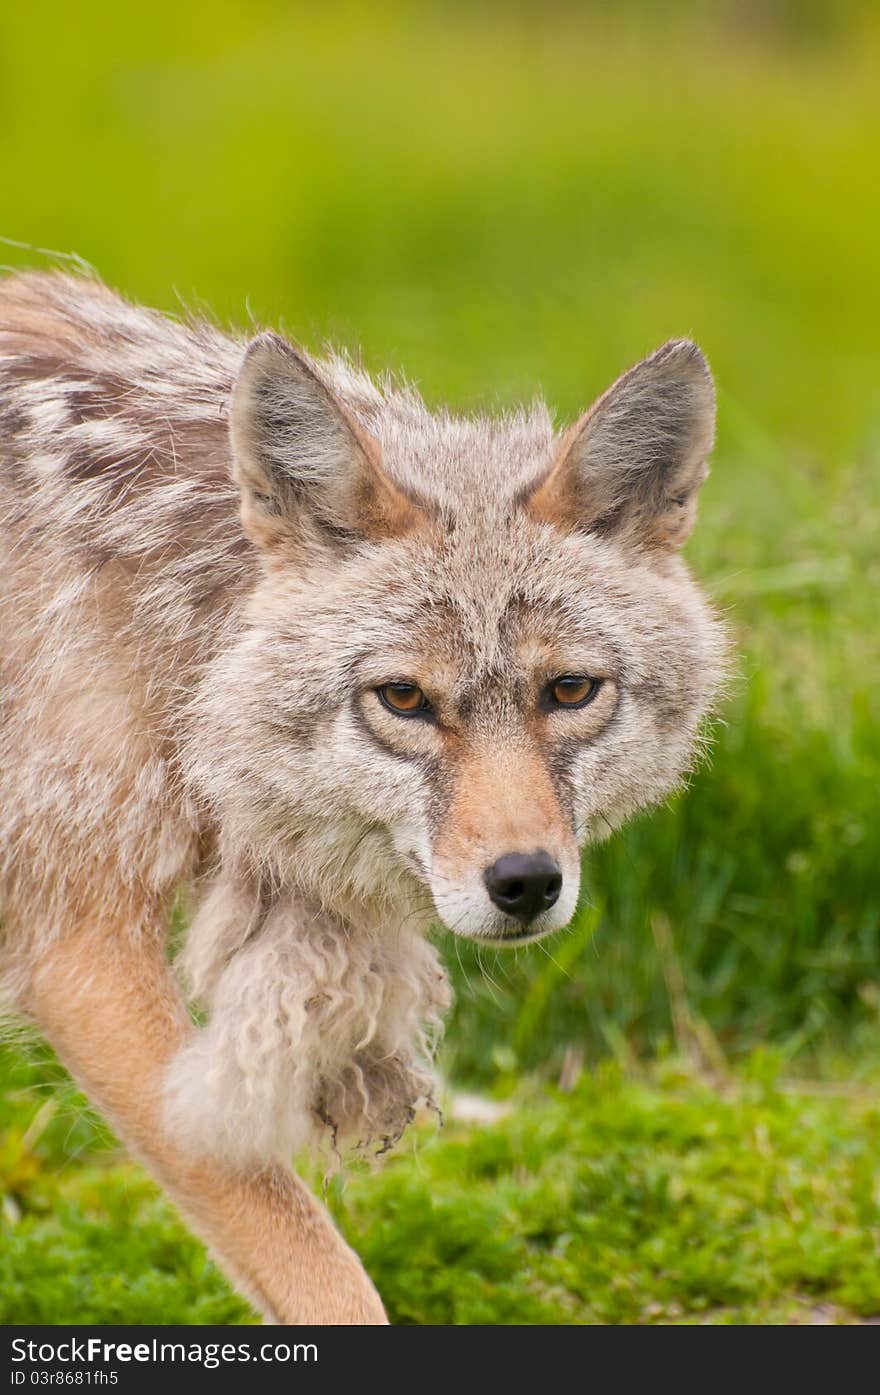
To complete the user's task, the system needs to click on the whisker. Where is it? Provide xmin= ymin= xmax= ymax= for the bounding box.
xmin=474 ymin=945 xmax=504 ymax=1004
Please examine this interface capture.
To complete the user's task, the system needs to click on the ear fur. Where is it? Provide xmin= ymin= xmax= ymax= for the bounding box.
xmin=230 ymin=333 xmax=421 ymax=555
xmin=528 ymin=339 xmax=715 ymax=549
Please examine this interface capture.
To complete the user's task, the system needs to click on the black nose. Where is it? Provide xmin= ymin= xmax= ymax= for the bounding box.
xmin=483 ymin=851 xmax=562 ymax=924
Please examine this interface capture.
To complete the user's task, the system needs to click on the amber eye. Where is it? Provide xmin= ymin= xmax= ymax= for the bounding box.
xmin=546 ymin=674 xmax=600 ymax=709
xmin=377 ymin=682 xmax=432 ymax=718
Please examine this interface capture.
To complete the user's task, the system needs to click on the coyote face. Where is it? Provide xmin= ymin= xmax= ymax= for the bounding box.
xmin=189 ymin=332 xmax=725 ymax=947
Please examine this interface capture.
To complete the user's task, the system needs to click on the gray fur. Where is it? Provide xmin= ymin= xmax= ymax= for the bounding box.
xmin=0 ymin=270 xmax=726 ymax=1166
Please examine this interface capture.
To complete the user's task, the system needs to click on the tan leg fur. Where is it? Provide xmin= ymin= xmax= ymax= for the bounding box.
xmin=25 ymin=919 xmax=388 ymax=1326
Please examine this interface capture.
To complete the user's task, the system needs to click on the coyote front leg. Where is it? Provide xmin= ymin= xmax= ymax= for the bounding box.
xmin=25 ymin=916 xmax=388 ymax=1325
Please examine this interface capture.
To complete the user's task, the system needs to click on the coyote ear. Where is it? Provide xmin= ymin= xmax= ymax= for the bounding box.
xmin=528 ymin=340 xmax=715 ymax=550
xmin=230 ymin=333 xmax=421 ymax=555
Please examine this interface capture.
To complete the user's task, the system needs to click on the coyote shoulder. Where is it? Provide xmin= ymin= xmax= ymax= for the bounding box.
xmin=0 ymin=270 xmax=725 ymax=1323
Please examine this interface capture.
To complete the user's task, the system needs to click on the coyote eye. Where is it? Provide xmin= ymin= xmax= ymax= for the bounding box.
xmin=377 ymin=682 xmax=432 ymax=717
xmin=545 ymin=674 xmax=600 ymax=709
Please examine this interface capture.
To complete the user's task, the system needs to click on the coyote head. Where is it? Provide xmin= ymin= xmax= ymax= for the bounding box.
xmin=190 ymin=335 xmax=725 ymax=946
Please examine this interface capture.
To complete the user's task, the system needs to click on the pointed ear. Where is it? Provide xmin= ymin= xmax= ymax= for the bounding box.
xmin=528 ymin=339 xmax=715 ymax=549
xmin=230 ymin=333 xmax=421 ymax=555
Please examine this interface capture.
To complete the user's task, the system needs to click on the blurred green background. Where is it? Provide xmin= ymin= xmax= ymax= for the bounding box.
xmin=1 ymin=0 xmax=879 ymax=1324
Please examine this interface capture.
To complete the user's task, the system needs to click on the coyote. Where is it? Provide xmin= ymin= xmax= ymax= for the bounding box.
xmin=0 ymin=271 xmax=724 ymax=1324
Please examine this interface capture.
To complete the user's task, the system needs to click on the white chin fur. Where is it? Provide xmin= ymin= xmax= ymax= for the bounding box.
xmin=429 ymin=867 xmax=580 ymax=944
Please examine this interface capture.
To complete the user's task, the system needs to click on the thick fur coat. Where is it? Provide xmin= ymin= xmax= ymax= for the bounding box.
xmin=0 ymin=270 xmax=725 ymax=1321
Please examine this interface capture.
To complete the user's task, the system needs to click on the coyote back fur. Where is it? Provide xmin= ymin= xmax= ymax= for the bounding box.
xmin=0 ymin=271 xmax=725 ymax=1323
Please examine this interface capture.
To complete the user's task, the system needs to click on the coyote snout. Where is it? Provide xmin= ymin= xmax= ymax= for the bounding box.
xmin=484 ymin=850 xmax=562 ymax=927
xmin=423 ymin=736 xmax=582 ymax=942
xmin=372 ymin=667 xmax=585 ymax=942
xmin=429 ymin=841 xmax=579 ymax=946
xmin=0 ymin=270 xmax=727 ymax=1324
xmin=432 ymin=847 xmax=572 ymax=947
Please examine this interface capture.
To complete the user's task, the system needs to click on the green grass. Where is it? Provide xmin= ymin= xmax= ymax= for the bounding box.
xmin=1 ymin=1 xmax=879 ymax=1323
xmin=3 ymin=1045 xmax=880 ymax=1325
